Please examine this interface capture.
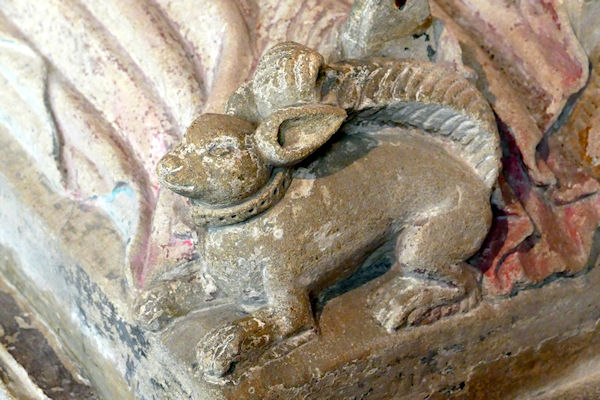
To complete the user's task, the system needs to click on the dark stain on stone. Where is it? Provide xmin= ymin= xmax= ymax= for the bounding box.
xmin=125 ymin=356 xmax=135 ymax=382
xmin=419 ymin=351 xmax=438 ymax=368
xmin=359 ymin=387 xmax=374 ymax=399
xmin=412 ymin=32 xmax=430 ymax=42
xmin=427 ymin=45 xmax=436 ymax=61
xmin=0 ymin=289 xmax=99 ymax=399
xmin=443 ymin=344 xmax=465 ymax=353
xmin=56 ymin=263 xmax=150 ymax=389
xmin=439 ymin=381 xmax=466 ymax=396
xmin=150 ymin=377 xmax=167 ymax=392
xmin=394 ymin=0 xmax=407 ymax=9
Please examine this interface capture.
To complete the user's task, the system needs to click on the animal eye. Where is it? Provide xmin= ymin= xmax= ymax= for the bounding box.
xmin=208 ymin=143 xmax=235 ymax=157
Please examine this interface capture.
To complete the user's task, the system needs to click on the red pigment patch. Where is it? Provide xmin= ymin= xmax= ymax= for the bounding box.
xmin=540 ymin=0 xmax=560 ymax=26
xmin=480 ymin=118 xmax=600 ymax=294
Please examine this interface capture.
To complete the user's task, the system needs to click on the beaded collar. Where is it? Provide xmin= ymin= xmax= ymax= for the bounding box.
xmin=189 ymin=168 xmax=292 ymax=227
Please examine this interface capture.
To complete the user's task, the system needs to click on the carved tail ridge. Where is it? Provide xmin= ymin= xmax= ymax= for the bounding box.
xmin=320 ymin=59 xmax=501 ymax=189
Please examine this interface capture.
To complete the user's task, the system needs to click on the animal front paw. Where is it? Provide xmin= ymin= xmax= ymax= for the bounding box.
xmin=196 ymin=316 xmax=274 ymax=378
xmin=368 ymin=276 xmax=477 ymax=332
xmin=197 ymin=324 xmax=246 ymax=378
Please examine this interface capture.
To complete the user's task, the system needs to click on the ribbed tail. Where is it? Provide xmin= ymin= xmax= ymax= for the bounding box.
xmin=320 ymin=59 xmax=501 ymax=189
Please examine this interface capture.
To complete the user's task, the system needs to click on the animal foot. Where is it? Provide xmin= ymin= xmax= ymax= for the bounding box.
xmin=196 ymin=316 xmax=273 ymax=377
xmin=416 ymin=285 xmax=480 ymax=326
xmin=368 ymin=275 xmax=480 ymax=332
xmin=197 ymin=324 xmax=246 ymax=377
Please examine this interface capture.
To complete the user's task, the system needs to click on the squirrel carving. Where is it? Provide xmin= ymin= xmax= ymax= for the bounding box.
xmin=156 ymin=42 xmax=500 ymax=379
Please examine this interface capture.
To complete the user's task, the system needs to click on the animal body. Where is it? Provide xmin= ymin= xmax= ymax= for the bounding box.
xmin=157 ymin=42 xmax=500 ymax=378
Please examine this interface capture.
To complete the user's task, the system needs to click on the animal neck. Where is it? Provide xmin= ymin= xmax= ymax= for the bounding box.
xmin=189 ymin=168 xmax=292 ymax=227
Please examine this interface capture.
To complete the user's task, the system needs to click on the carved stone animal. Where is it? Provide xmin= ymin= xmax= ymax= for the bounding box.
xmin=156 ymin=42 xmax=500 ymax=378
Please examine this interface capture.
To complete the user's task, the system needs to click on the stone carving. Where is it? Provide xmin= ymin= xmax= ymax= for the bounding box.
xmin=2 ymin=0 xmax=600 ymax=398
xmin=157 ymin=41 xmax=500 ymax=378
xmin=432 ymin=0 xmax=600 ymax=295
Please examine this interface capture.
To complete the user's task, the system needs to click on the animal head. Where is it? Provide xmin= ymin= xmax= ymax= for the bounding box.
xmin=157 ymin=41 xmax=347 ymax=207
xmin=156 ymin=113 xmax=270 ymax=206
xmin=157 ymin=105 xmax=346 ymax=206
xmin=158 ymin=41 xmax=346 ymax=207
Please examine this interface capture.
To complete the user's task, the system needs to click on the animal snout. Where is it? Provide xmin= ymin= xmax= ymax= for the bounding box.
xmin=156 ymin=152 xmax=195 ymax=194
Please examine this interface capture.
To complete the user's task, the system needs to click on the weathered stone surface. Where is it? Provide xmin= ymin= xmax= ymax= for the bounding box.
xmin=0 ymin=343 xmax=49 ymax=400
xmin=463 ymin=322 xmax=600 ymax=399
xmin=0 ymin=128 xmax=201 ymax=398
xmin=0 ymin=278 xmax=98 ymax=399
xmin=552 ymin=45 xmax=600 ymax=179
xmin=339 ymin=0 xmax=435 ymax=61
xmin=163 ymin=252 xmax=600 ymax=399
xmin=432 ymin=0 xmax=600 ymax=295
xmin=0 ymin=0 xmax=594 ymax=303
xmin=1 ymin=0 xmax=600 ymax=398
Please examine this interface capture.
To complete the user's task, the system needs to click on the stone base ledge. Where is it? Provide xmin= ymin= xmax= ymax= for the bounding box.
xmin=163 ymin=255 xmax=600 ymax=399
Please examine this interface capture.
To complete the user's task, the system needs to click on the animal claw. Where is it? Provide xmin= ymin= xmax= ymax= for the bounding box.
xmin=368 ymin=276 xmax=478 ymax=332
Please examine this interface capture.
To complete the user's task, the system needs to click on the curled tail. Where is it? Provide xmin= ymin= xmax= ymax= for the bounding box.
xmin=320 ymin=59 xmax=501 ymax=189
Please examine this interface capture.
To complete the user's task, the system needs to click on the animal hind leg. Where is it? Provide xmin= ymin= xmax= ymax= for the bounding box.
xmin=368 ymin=191 xmax=490 ymax=332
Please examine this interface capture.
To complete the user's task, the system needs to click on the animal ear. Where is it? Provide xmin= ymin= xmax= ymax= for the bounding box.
xmin=253 ymin=104 xmax=346 ymax=167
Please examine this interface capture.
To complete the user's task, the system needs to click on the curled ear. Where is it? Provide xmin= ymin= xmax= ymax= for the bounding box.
xmin=254 ymin=104 xmax=347 ymax=167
